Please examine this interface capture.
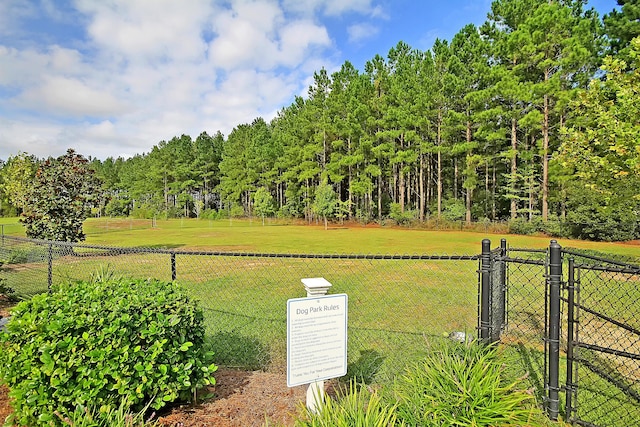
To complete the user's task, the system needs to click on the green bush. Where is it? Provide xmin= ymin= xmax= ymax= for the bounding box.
xmin=389 ymin=203 xmax=418 ymax=225
xmin=389 ymin=342 xmax=536 ymax=426
xmin=0 ymin=277 xmax=217 ymax=427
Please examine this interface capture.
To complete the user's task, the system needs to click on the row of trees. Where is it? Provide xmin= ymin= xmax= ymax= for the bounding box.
xmin=0 ymin=0 xmax=639 ymax=241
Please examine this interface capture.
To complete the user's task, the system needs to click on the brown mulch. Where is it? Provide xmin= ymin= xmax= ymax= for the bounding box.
xmin=155 ymin=369 xmax=308 ymax=427
xmin=0 ymin=364 xmax=311 ymax=427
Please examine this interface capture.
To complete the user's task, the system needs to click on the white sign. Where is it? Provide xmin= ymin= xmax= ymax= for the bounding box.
xmin=287 ymin=294 xmax=348 ymax=387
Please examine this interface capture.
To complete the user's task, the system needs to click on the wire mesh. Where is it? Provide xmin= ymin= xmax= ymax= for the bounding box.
xmin=0 ymin=235 xmax=480 ymax=382
xmin=501 ymin=248 xmax=548 ymax=348
xmin=568 ymin=262 xmax=640 ymax=427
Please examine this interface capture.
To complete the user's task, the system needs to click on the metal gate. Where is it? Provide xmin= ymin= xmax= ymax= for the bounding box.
xmin=480 ymin=240 xmax=640 ymax=426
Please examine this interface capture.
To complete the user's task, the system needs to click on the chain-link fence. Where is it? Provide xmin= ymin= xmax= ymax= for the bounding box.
xmin=563 ymin=250 xmax=640 ymax=427
xmin=0 ymin=235 xmax=480 ymax=383
xmin=485 ymin=240 xmax=640 ymax=427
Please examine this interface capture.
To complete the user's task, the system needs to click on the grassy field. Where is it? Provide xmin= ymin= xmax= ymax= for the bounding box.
xmin=3 ymin=217 xmax=639 ymax=257
xmin=1 ymin=217 xmax=639 ymax=423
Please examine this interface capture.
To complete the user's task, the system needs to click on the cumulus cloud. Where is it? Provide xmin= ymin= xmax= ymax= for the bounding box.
xmin=347 ymin=22 xmax=379 ymax=44
xmin=0 ymin=0 xmax=376 ymax=160
xmin=282 ymin=0 xmax=375 ymax=16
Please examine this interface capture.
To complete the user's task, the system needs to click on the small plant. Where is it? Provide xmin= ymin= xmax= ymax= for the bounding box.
xmin=390 ymin=342 xmax=536 ymax=426
xmin=0 ymin=260 xmax=16 ymax=301
xmin=55 ymin=400 xmax=159 ymax=427
xmin=295 ymin=381 xmax=400 ymax=427
xmin=0 ymin=277 xmax=217 ymax=427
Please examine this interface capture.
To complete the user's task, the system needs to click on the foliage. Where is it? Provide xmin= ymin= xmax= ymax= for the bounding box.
xmin=313 ymin=182 xmax=338 ymax=229
xmin=295 ymin=381 xmax=399 ymax=427
xmin=253 ymin=187 xmax=275 ymax=225
xmin=0 ymin=152 xmax=38 ymax=214
xmin=389 ymin=203 xmax=417 ymax=225
xmin=105 ymin=196 xmax=132 ymax=217
xmin=0 ymin=277 xmax=217 ymax=427
xmin=442 ymin=198 xmax=466 ymax=222
xmin=565 ymin=184 xmax=639 ymax=241
xmin=20 ymin=149 xmax=101 ymax=242
xmin=390 ymin=342 xmax=536 ymax=426
xmin=0 ymin=260 xmax=16 ymax=300
xmin=603 ymin=0 xmax=640 ymax=62
xmin=559 ymin=37 xmax=640 ymax=204
xmin=53 ymin=401 xmax=159 ymax=427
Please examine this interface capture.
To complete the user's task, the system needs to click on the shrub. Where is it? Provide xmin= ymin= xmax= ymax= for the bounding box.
xmin=442 ymin=198 xmax=466 ymax=222
xmin=508 ymin=217 xmax=538 ymax=235
xmin=0 ymin=277 xmax=217 ymax=426
xmin=390 ymin=342 xmax=536 ymax=426
xmin=389 ymin=203 xmax=418 ymax=225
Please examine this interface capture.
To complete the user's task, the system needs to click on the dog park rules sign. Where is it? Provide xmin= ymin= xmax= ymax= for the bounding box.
xmin=286 ymin=294 xmax=348 ymax=387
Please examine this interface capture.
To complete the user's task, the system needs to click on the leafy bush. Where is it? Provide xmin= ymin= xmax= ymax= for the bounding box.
xmin=508 ymin=217 xmax=540 ymax=235
xmin=565 ymin=184 xmax=639 ymax=241
xmin=0 ymin=277 xmax=217 ymax=426
xmin=389 ymin=203 xmax=418 ymax=225
xmin=389 ymin=342 xmax=536 ymax=426
xmin=442 ymin=198 xmax=466 ymax=222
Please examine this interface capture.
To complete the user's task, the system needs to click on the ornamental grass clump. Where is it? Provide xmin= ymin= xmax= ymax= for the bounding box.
xmin=295 ymin=380 xmax=400 ymax=427
xmin=390 ymin=342 xmax=536 ymax=426
xmin=0 ymin=277 xmax=217 ymax=427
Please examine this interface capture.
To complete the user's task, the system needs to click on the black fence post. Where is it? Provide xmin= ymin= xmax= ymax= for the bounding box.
xmin=489 ymin=238 xmax=507 ymax=342
xmin=480 ymin=238 xmax=491 ymax=343
xmin=547 ymin=240 xmax=562 ymax=421
xmin=500 ymin=238 xmax=507 ymax=327
xmin=47 ymin=243 xmax=53 ymax=293
xmin=565 ymin=257 xmax=576 ymax=423
xmin=171 ymin=252 xmax=177 ymax=281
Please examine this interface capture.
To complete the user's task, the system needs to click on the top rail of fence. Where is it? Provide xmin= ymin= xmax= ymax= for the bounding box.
xmin=1 ymin=235 xmax=480 ymax=261
xmin=563 ymin=248 xmax=640 ymax=270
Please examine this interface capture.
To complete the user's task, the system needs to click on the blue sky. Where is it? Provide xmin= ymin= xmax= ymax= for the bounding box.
xmin=0 ymin=0 xmax=617 ymax=161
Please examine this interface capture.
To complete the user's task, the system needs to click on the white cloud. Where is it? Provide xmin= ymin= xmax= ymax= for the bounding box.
xmin=347 ymin=22 xmax=379 ymax=44
xmin=0 ymin=0 xmax=35 ymax=37
xmin=0 ymin=0 xmax=376 ymax=160
xmin=15 ymin=75 xmax=128 ymax=117
xmin=282 ymin=0 xmax=375 ymax=16
xmin=76 ymin=0 xmax=211 ymax=63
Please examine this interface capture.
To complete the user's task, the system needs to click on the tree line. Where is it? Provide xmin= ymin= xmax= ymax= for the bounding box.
xmin=1 ymin=0 xmax=639 ymax=242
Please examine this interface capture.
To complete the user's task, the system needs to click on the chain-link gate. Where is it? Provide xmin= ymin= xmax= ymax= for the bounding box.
xmin=482 ymin=239 xmax=640 ymax=427
xmin=564 ymin=252 xmax=640 ymax=427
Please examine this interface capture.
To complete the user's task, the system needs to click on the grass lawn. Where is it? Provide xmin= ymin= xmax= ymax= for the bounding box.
xmin=1 ymin=216 xmax=639 ymax=424
xmin=3 ymin=216 xmax=637 ymax=257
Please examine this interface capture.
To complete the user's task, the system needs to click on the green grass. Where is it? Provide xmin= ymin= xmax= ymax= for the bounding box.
xmin=1 ymin=217 xmax=639 ymax=258
xmin=1 ymin=216 xmax=638 ymax=425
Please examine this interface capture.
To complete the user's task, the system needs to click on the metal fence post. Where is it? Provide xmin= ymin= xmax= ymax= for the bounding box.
xmin=565 ymin=257 xmax=576 ymax=423
xmin=547 ymin=240 xmax=562 ymax=421
xmin=47 ymin=243 xmax=53 ymax=293
xmin=480 ymin=239 xmax=491 ymax=343
xmin=171 ymin=252 xmax=177 ymax=281
xmin=500 ymin=238 xmax=507 ymax=327
xmin=489 ymin=238 xmax=507 ymax=342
